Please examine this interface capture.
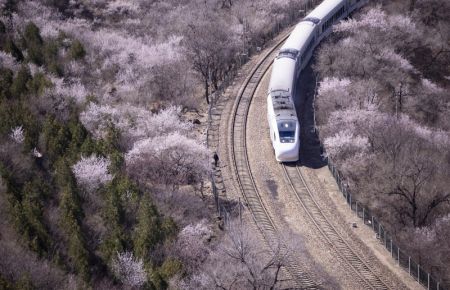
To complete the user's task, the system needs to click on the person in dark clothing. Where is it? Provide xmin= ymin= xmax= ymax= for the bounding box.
xmin=213 ymin=152 xmax=219 ymax=167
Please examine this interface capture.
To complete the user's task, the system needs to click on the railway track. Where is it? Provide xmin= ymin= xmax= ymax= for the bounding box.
xmin=228 ymin=19 xmax=395 ymax=290
xmin=228 ymin=33 xmax=320 ymax=289
xmin=282 ymin=164 xmax=390 ymax=289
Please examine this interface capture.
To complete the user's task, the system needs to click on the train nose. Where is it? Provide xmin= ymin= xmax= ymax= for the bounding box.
xmin=275 ymin=142 xmax=299 ymax=162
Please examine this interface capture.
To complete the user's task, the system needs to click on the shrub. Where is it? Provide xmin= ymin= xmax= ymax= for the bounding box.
xmin=133 ymin=195 xmax=164 ymax=260
xmin=23 ymin=22 xmax=43 ymax=65
xmin=1 ymin=0 xmax=18 ymax=17
xmin=0 ymin=274 xmax=13 ymax=290
xmin=45 ymin=0 xmax=70 ymax=13
xmin=15 ymin=275 xmax=34 ymax=290
xmin=159 ymin=258 xmax=183 ymax=280
xmin=27 ymin=47 xmax=44 ymax=66
xmin=0 ymin=68 xmax=13 ymax=99
xmin=0 ymin=99 xmax=38 ymax=150
xmin=10 ymin=65 xmax=31 ymax=98
xmin=1 ymin=169 xmax=52 ymax=257
xmin=0 ymin=20 xmax=5 ymax=34
xmin=26 ymin=72 xmax=52 ymax=96
xmin=99 ymin=175 xmax=142 ymax=262
xmin=97 ymin=124 xmax=123 ymax=173
xmin=149 ymin=271 xmax=166 ymax=290
xmin=100 ymin=184 xmax=126 ymax=261
xmin=43 ymin=40 xmax=58 ymax=60
xmin=66 ymin=225 xmax=90 ymax=281
xmin=47 ymin=61 xmax=63 ymax=76
xmin=19 ymin=179 xmax=52 ymax=256
xmin=23 ymin=22 xmax=43 ymax=47
xmin=67 ymin=118 xmax=90 ymax=152
xmin=58 ymin=164 xmax=90 ymax=281
xmin=2 ymin=38 xmax=24 ymax=62
xmin=161 ymin=217 xmax=178 ymax=241
xmin=69 ymin=40 xmax=86 ymax=60
xmin=43 ymin=40 xmax=63 ymax=75
xmin=41 ymin=117 xmax=71 ymax=164
xmin=41 ymin=116 xmax=98 ymax=165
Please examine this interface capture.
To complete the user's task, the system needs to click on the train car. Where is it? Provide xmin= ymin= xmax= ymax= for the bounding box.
xmin=290 ymin=21 xmax=318 ymax=74
xmin=267 ymin=56 xmax=299 ymax=162
xmin=267 ymin=0 xmax=367 ymax=162
xmin=308 ymin=0 xmax=348 ymax=40
xmin=266 ymin=22 xmax=318 ymax=162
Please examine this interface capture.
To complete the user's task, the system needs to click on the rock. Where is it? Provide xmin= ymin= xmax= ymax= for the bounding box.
xmin=192 ymin=119 xmax=201 ymax=125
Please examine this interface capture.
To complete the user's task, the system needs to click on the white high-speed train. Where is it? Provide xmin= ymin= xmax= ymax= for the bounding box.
xmin=267 ymin=0 xmax=366 ymax=162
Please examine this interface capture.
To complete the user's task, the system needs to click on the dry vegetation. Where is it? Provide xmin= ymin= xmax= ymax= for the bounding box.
xmin=315 ymin=0 xmax=450 ymax=285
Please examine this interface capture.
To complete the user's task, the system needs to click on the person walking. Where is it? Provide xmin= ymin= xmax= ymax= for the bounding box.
xmin=213 ymin=152 xmax=219 ymax=167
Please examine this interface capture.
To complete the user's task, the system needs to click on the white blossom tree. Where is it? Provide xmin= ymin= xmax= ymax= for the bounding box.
xmin=175 ymin=219 xmax=213 ymax=273
xmin=111 ymin=251 xmax=147 ymax=289
xmin=72 ymin=155 xmax=113 ymax=192
xmin=9 ymin=126 xmax=25 ymax=144
xmin=323 ymin=130 xmax=369 ymax=160
xmin=80 ymin=104 xmax=192 ymax=145
xmin=125 ymin=132 xmax=211 ymax=189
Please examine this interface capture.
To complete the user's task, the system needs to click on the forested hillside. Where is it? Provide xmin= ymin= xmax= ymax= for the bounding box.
xmin=315 ymin=0 xmax=450 ymax=285
xmin=0 ymin=0 xmax=311 ymax=289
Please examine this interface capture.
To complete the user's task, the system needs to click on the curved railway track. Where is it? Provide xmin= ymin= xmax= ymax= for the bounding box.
xmin=228 ymin=23 xmax=394 ymax=290
xmin=282 ymin=164 xmax=390 ymax=289
xmin=228 ymin=33 xmax=320 ymax=289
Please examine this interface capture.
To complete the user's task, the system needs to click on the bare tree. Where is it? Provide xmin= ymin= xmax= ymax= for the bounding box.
xmin=373 ymin=135 xmax=449 ymax=227
xmin=221 ymin=0 xmax=233 ymax=9
xmin=183 ymin=13 xmax=238 ymax=104
xmin=179 ymin=219 xmax=310 ymax=290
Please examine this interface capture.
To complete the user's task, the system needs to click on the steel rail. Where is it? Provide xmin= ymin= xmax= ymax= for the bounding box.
xmin=228 ymin=2 xmax=388 ymax=289
xmin=282 ymin=164 xmax=390 ymax=289
xmin=228 ymin=32 xmax=320 ymax=289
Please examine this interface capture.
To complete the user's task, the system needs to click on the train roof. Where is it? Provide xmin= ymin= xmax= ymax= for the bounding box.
xmin=281 ymin=22 xmax=316 ymax=53
xmin=272 ymin=95 xmax=297 ymax=119
xmin=307 ymin=0 xmax=346 ymax=20
xmin=268 ymin=57 xmax=296 ymax=93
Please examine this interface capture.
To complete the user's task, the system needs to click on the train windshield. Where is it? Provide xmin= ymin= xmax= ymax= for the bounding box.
xmin=277 ymin=49 xmax=298 ymax=60
xmin=277 ymin=121 xmax=296 ymax=143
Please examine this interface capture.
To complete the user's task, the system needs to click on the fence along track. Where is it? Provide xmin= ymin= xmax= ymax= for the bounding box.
xmin=229 ymin=32 xmax=320 ymax=289
xmin=282 ymin=164 xmax=390 ymax=289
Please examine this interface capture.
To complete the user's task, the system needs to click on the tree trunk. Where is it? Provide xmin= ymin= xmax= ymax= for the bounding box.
xmin=205 ymin=78 xmax=210 ymax=104
xmin=409 ymin=0 xmax=417 ymax=12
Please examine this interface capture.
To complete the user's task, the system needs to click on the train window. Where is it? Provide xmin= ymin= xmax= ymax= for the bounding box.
xmin=277 ymin=121 xmax=296 ymax=143
xmin=302 ymin=36 xmax=315 ymax=58
xmin=277 ymin=48 xmax=298 ymax=60
xmin=302 ymin=17 xmax=320 ymax=24
xmin=279 ymin=131 xmax=295 ymax=138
